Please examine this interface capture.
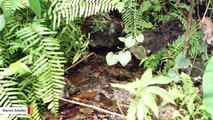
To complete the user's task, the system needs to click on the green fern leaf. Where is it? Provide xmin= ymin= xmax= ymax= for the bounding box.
xmin=50 ymin=0 xmax=123 ymax=29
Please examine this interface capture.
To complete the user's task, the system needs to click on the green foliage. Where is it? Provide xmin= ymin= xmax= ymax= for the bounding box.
xmin=49 ymin=0 xmax=125 ymax=29
xmin=141 ymin=35 xmax=185 ymax=73
xmin=0 ymin=78 xmax=29 ymax=119
xmin=168 ymin=53 xmax=191 ymax=81
xmin=112 ymin=68 xmax=174 ymax=119
xmin=157 ymin=1 xmax=189 ymax=25
xmin=122 ymin=0 xmax=153 ymax=37
xmin=203 ymin=56 xmax=213 ymax=117
xmin=0 ymin=20 xmax=66 ymax=119
xmin=56 ymin=22 xmax=89 ymax=64
xmin=0 ymin=0 xmax=127 ymax=119
xmin=28 ymin=0 xmax=41 ymax=18
xmin=106 ymin=34 xmax=144 ymax=66
xmin=169 ymin=73 xmax=212 ymax=119
xmin=140 ymin=50 xmax=164 ymax=71
xmin=141 ymin=26 xmax=208 ymax=74
xmin=0 ymin=0 xmax=212 ymax=119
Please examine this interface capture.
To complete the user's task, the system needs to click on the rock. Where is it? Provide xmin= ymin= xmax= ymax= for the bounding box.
xmin=83 ymin=19 xmax=123 ymax=49
xmin=83 ymin=18 xmax=184 ymax=56
xmin=129 ymin=19 xmax=184 ymax=59
xmin=129 ymin=43 xmax=148 ymax=59
xmin=142 ymin=19 xmax=184 ymax=55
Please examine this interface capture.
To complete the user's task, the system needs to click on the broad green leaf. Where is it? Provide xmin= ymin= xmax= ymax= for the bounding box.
xmin=142 ymin=76 xmax=172 ymax=86
xmin=118 ymin=37 xmax=126 ymax=43
xmin=168 ymin=68 xmax=180 ymax=81
xmin=136 ymin=33 xmax=144 ymax=43
xmin=28 ymin=0 xmax=41 ymax=18
xmin=117 ymin=51 xmax=132 ymax=66
xmin=10 ymin=61 xmax=31 ymax=74
xmin=141 ymin=91 xmax=158 ymax=118
xmin=0 ymin=61 xmax=31 ymax=76
xmin=151 ymin=76 xmax=172 ymax=84
xmin=111 ymin=80 xmax=140 ymax=94
xmin=203 ymin=56 xmax=213 ymax=117
xmin=127 ymin=99 xmax=138 ymax=120
xmin=0 ymin=15 xmax=5 ymax=31
xmin=0 ymin=68 xmax=16 ymax=76
xmin=125 ymin=35 xmax=135 ymax=48
xmin=140 ymin=68 xmax=152 ymax=84
xmin=175 ymin=53 xmax=191 ymax=69
xmin=106 ymin=52 xmax=118 ymax=66
xmin=144 ymin=86 xmax=175 ymax=104
xmin=137 ymin=99 xmax=147 ymax=120
xmin=19 ymin=62 xmax=31 ymax=73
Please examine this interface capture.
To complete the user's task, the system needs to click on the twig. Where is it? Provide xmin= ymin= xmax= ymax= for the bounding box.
xmin=65 ymin=52 xmax=94 ymax=71
xmin=183 ymin=0 xmax=195 ymax=57
xmin=60 ymin=98 xmax=125 ymax=118
xmin=202 ymin=0 xmax=211 ymax=21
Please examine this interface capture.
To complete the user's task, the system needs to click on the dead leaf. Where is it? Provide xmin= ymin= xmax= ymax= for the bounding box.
xmin=76 ymin=91 xmax=97 ymax=100
xmin=200 ymin=17 xmax=213 ymax=45
xmin=60 ymin=105 xmax=80 ymax=118
xmin=69 ymin=74 xmax=83 ymax=86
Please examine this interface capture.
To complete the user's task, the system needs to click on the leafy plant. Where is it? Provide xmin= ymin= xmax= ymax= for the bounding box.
xmin=56 ymin=21 xmax=89 ymax=64
xmin=0 ymin=0 xmax=126 ymax=119
xmin=168 ymin=73 xmax=212 ymax=119
xmin=140 ymin=35 xmax=185 ymax=73
xmin=122 ymin=0 xmax=153 ymax=37
xmin=203 ymin=56 xmax=213 ymax=117
xmin=49 ymin=0 xmax=125 ymax=29
xmin=141 ymin=25 xmax=208 ymax=74
xmin=0 ymin=21 xmax=66 ymax=119
xmin=106 ymin=33 xmax=144 ymax=66
xmin=168 ymin=53 xmax=191 ymax=81
xmin=112 ymin=68 xmax=175 ymax=119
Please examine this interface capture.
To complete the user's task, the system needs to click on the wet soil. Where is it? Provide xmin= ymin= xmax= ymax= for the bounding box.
xmin=55 ymin=19 xmax=186 ymax=120
xmin=43 ymin=18 xmax=210 ymax=120
xmin=59 ymin=54 xmax=144 ymax=119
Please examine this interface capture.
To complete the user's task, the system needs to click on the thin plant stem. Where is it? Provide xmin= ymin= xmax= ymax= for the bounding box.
xmin=60 ymin=97 xmax=125 ymax=118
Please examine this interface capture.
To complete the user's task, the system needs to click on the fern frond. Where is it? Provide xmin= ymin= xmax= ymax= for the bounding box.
xmin=0 ymin=79 xmax=29 ymax=120
xmin=143 ymin=50 xmax=164 ymax=71
xmin=50 ymin=0 xmax=123 ymax=29
xmin=29 ymin=92 xmax=42 ymax=120
xmin=122 ymin=1 xmax=152 ymax=36
xmin=14 ymin=22 xmax=66 ymax=114
xmin=15 ymin=21 xmax=57 ymax=52
xmin=122 ymin=7 xmax=140 ymax=37
xmin=0 ymin=0 xmax=29 ymax=11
